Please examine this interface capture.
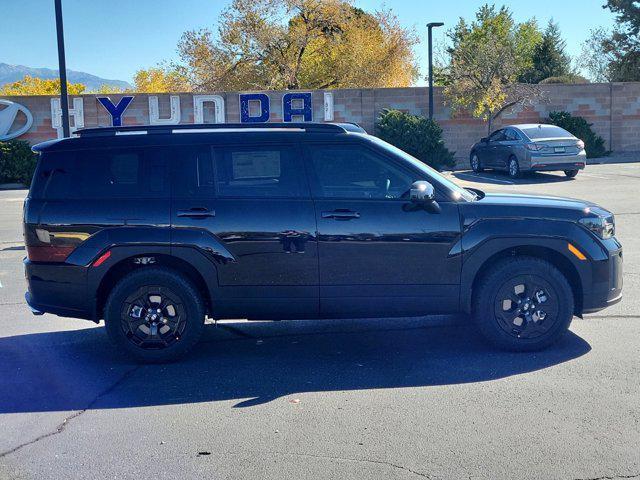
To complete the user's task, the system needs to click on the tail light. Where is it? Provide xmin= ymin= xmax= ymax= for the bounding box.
xmin=576 ymin=140 xmax=585 ymax=150
xmin=25 ymin=228 xmax=89 ymax=263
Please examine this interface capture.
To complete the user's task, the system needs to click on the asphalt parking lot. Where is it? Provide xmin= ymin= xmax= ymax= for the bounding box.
xmin=1 ymin=163 xmax=639 ymax=480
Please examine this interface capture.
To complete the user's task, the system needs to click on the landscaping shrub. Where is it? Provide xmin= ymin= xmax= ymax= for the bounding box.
xmin=0 ymin=140 xmax=38 ymax=185
xmin=375 ymin=109 xmax=455 ymax=170
xmin=546 ymin=111 xmax=608 ymax=158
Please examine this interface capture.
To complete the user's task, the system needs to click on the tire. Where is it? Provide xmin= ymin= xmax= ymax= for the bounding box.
xmin=104 ymin=267 xmax=205 ymax=363
xmin=508 ymin=156 xmax=521 ymax=178
xmin=564 ymin=169 xmax=579 ymax=178
xmin=470 ymin=153 xmax=483 ymax=173
xmin=472 ymin=256 xmax=574 ymax=351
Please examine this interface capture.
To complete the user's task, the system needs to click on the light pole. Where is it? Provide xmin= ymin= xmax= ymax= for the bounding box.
xmin=54 ymin=0 xmax=70 ymax=137
xmin=427 ymin=22 xmax=444 ymax=121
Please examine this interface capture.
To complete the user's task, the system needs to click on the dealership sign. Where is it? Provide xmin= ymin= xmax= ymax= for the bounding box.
xmin=0 ymin=91 xmax=335 ymax=140
xmin=0 ymin=99 xmax=33 ymax=141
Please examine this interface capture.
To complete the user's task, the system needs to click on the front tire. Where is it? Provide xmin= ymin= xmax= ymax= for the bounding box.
xmin=473 ymin=256 xmax=574 ymax=351
xmin=564 ymin=169 xmax=579 ymax=178
xmin=104 ymin=267 xmax=205 ymax=363
xmin=508 ymin=156 xmax=521 ymax=178
xmin=470 ymin=153 xmax=483 ymax=173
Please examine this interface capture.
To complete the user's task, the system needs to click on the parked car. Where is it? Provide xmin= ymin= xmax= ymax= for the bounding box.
xmin=470 ymin=124 xmax=587 ymax=178
xmin=24 ymin=123 xmax=622 ymax=362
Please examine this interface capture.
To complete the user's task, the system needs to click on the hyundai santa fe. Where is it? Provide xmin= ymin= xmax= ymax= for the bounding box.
xmin=23 ymin=122 xmax=623 ymax=362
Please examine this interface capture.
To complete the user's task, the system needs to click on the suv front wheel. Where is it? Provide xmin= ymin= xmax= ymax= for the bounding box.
xmin=104 ymin=267 xmax=205 ymax=363
xmin=473 ymin=256 xmax=574 ymax=351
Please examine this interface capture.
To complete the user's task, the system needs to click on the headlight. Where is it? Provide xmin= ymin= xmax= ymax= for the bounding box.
xmin=579 ymin=215 xmax=615 ymax=239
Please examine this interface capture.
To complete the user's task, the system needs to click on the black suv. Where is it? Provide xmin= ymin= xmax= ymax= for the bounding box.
xmin=24 ymin=123 xmax=623 ymax=362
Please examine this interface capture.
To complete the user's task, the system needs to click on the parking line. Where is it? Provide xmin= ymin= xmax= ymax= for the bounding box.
xmin=455 ymin=173 xmax=515 ymax=185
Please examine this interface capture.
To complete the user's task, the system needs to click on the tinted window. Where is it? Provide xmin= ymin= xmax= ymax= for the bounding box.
xmin=215 ymin=146 xmax=305 ymax=198
xmin=171 ymin=146 xmax=215 ymax=197
xmin=32 ymin=148 xmax=167 ymax=199
xmin=30 ymin=152 xmax=76 ymax=199
xmin=309 ymin=145 xmax=415 ymax=199
xmin=521 ymin=125 xmax=572 ymax=139
xmin=489 ymin=130 xmax=506 ymax=142
xmin=505 ymin=129 xmax=521 ymax=141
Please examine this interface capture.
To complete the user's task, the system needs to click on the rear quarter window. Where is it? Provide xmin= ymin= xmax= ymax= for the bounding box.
xmin=31 ymin=148 xmax=167 ymax=200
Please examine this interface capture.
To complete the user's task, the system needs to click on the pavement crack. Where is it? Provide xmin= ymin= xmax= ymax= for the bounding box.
xmin=224 ymin=450 xmax=433 ymax=478
xmin=0 ymin=365 xmax=140 ymax=459
xmin=573 ymin=474 xmax=640 ymax=480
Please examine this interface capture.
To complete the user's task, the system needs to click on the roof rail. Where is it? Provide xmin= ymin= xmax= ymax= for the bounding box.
xmin=75 ymin=122 xmax=358 ymax=137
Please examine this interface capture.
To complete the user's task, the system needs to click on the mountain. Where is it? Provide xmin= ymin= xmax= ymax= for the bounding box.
xmin=0 ymin=63 xmax=132 ymax=91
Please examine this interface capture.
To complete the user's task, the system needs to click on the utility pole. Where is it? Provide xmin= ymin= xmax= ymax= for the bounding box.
xmin=427 ymin=22 xmax=444 ymax=121
xmin=54 ymin=0 xmax=70 ymax=137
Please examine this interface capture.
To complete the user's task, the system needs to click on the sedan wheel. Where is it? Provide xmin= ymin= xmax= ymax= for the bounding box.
xmin=471 ymin=154 xmax=483 ymax=173
xmin=508 ymin=157 xmax=521 ymax=178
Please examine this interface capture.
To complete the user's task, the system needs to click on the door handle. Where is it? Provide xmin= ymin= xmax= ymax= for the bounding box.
xmin=321 ymin=210 xmax=360 ymax=220
xmin=177 ymin=208 xmax=215 ymax=219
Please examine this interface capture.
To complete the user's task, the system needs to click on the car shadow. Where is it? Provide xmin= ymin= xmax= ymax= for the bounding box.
xmin=453 ymin=170 xmax=575 ymax=185
xmin=0 ymin=317 xmax=591 ymax=413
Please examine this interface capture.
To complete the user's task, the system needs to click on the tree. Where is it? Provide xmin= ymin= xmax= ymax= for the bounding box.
xmin=603 ymin=0 xmax=640 ymax=81
xmin=581 ymin=1 xmax=640 ymax=82
xmin=444 ymin=5 xmax=544 ymax=134
xmin=176 ymin=0 xmax=418 ymax=91
xmin=0 ymin=75 xmax=85 ymax=95
xmin=519 ymin=21 xmax=571 ymax=83
xmin=133 ymin=66 xmax=190 ymax=93
xmin=580 ymin=28 xmax=615 ymax=82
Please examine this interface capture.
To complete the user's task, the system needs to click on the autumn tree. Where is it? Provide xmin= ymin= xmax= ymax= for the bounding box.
xmin=133 ymin=66 xmax=191 ymax=93
xmin=176 ymin=0 xmax=418 ymax=91
xmin=444 ymin=5 xmax=544 ymax=134
xmin=0 ymin=75 xmax=86 ymax=95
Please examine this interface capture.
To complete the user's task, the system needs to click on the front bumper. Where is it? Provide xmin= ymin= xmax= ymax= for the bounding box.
xmin=582 ymin=242 xmax=623 ymax=314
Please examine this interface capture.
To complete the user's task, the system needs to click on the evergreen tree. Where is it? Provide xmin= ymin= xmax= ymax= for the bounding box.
xmin=520 ymin=21 xmax=571 ymax=83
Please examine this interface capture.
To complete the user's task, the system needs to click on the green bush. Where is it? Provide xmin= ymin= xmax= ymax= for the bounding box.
xmin=375 ymin=109 xmax=455 ymax=171
xmin=546 ymin=111 xmax=608 ymax=158
xmin=0 ymin=140 xmax=38 ymax=185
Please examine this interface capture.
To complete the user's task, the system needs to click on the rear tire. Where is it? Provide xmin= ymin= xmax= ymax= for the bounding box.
xmin=470 ymin=153 xmax=483 ymax=173
xmin=508 ymin=156 xmax=521 ymax=178
xmin=473 ymin=256 xmax=574 ymax=351
xmin=104 ymin=267 xmax=205 ymax=363
xmin=564 ymin=169 xmax=579 ymax=178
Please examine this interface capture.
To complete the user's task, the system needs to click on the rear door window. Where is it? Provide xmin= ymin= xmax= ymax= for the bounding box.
xmin=214 ymin=145 xmax=307 ymax=198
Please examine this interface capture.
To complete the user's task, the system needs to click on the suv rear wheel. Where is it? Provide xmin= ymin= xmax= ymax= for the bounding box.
xmin=104 ymin=267 xmax=205 ymax=363
xmin=473 ymin=256 xmax=574 ymax=351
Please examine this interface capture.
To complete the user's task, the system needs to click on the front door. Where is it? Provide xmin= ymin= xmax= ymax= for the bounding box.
xmin=171 ymin=142 xmax=318 ymax=319
xmin=305 ymin=143 xmax=462 ymax=317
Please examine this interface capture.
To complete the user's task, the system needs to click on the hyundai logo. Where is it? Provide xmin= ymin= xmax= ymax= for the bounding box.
xmin=0 ymin=99 xmax=33 ymax=141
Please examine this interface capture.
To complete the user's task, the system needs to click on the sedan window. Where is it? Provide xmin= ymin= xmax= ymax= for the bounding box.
xmin=521 ymin=125 xmax=573 ymax=139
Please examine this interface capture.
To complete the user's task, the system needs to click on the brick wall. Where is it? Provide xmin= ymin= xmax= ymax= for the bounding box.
xmin=3 ymin=83 xmax=639 ymax=159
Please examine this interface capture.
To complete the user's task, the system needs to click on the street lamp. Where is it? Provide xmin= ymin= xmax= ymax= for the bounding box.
xmin=54 ymin=0 xmax=70 ymax=137
xmin=427 ymin=22 xmax=444 ymax=121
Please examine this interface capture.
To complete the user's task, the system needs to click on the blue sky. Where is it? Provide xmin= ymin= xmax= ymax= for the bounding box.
xmin=3 ymin=0 xmax=616 ymax=85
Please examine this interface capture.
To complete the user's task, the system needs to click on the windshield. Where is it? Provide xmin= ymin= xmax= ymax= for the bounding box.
xmin=520 ymin=125 xmax=573 ymax=139
xmin=364 ymin=135 xmax=477 ymax=202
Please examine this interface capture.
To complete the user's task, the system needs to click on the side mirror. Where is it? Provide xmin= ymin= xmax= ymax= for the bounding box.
xmin=409 ymin=181 xmax=435 ymax=203
xmin=480 ymin=137 xmax=489 ymax=143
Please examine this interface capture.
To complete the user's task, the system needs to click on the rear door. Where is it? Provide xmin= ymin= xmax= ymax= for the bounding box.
xmin=170 ymin=141 xmax=318 ymax=319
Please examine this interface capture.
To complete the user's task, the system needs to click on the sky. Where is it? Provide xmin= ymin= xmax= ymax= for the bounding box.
xmin=2 ymin=0 xmax=617 ymax=86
